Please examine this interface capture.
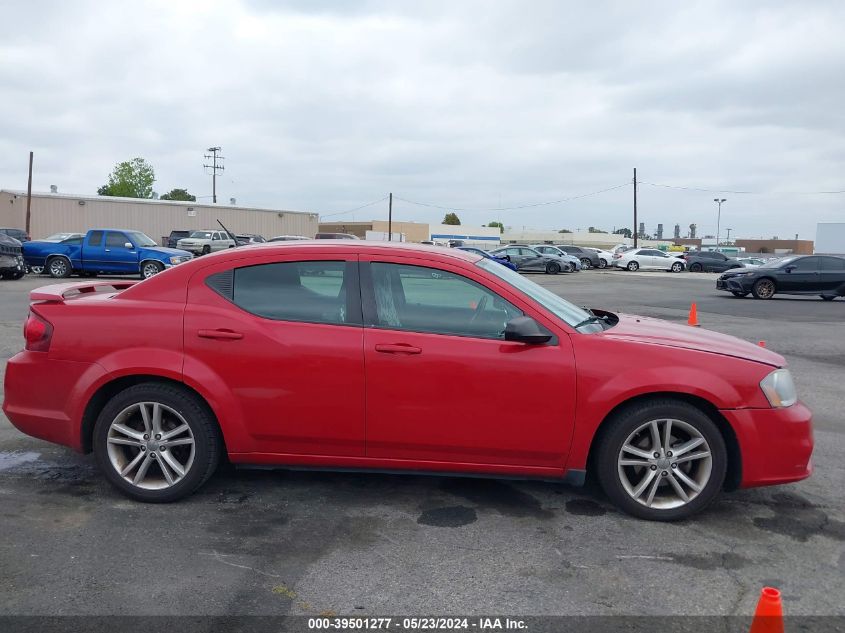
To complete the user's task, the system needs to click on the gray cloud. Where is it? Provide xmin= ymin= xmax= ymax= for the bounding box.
xmin=1 ymin=0 xmax=843 ymax=238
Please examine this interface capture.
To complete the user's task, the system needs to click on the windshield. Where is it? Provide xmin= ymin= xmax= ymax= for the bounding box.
xmin=190 ymin=231 xmax=214 ymax=239
xmin=125 ymin=231 xmax=157 ymax=247
xmin=477 ymin=258 xmax=596 ymax=329
xmin=761 ymin=256 xmax=792 ymax=268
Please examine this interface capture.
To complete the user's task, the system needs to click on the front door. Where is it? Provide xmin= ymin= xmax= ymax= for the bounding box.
xmin=103 ymin=231 xmax=139 ymax=273
xmin=360 ymin=257 xmax=577 ymax=469
xmin=779 ymin=257 xmax=820 ymax=292
xmin=183 ymin=254 xmax=365 ymax=456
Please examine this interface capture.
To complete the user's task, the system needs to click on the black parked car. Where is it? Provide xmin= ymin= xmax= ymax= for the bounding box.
xmin=0 ymin=233 xmax=25 ymax=279
xmin=716 ymin=255 xmax=845 ymax=300
xmin=166 ymin=230 xmax=191 ymax=249
xmin=490 ymin=246 xmax=564 ymax=274
xmin=685 ymin=250 xmax=744 ymax=272
xmin=556 ymin=245 xmax=600 ymax=269
xmin=0 ymin=227 xmax=30 ymax=242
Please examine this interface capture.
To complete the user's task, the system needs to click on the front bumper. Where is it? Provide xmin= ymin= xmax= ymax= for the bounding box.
xmin=720 ymin=402 xmax=814 ymax=488
xmin=716 ymin=275 xmax=752 ymax=292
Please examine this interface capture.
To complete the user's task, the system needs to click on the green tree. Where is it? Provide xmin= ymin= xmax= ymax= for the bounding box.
xmin=613 ymin=227 xmax=632 ymax=238
xmin=443 ymin=212 xmax=461 ymax=225
xmin=487 ymin=221 xmax=504 ymax=233
xmin=588 ymin=226 xmax=608 ymax=233
xmin=97 ymin=158 xmax=156 ymax=198
xmin=160 ymin=188 xmax=197 ymax=202
xmin=558 ymin=228 xmax=572 ymax=233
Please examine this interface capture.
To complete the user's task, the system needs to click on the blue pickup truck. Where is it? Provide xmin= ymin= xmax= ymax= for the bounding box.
xmin=23 ymin=229 xmax=193 ymax=279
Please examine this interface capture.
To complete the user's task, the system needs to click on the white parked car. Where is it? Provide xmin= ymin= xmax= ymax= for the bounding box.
xmin=736 ymin=257 xmax=767 ymax=268
xmin=268 ymin=235 xmax=311 ymax=242
xmin=613 ymin=248 xmax=686 ymax=272
xmin=584 ymin=247 xmax=614 ymax=269
xmin=177 ymin=230 xmax=236 ymax=255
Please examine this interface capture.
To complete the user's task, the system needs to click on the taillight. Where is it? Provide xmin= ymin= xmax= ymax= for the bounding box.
xmin=24 ymin=311 xmax=53 ymax=352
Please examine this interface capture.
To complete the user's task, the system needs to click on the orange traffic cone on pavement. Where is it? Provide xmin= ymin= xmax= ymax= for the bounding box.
xmin=687 ymin=302 xmax=700 ymax=327
xmin=749 ymin=587 xmax=784 ymax=633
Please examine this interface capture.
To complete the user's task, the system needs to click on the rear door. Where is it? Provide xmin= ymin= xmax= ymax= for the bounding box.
xmin=183 ymin=253 xmax=365 ymax=456
xmin=818 ymin=257 xmax=845 ymax=293
xmin=360 ymin=255 xmax=577 ymax=468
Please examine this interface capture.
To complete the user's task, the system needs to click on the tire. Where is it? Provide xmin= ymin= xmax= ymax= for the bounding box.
xmin=626 ymin=261 xmax=639 ymax=271
xmin=689 ymin=263 xmax=703 ymax=273
xmin=821 ymin=295 xmax=836 ymax=301
xmin=731 ymin=291 xmax=749 ymax=298
xmin=545 ymin=261 xmax=561 ymax=275
xmin=580 ymin=258 xmax=592 ymax=269
xmin=670 ymin=262 xmax=683 ymax=273
xmin=751 ymin=278 xmax=776 ymax=300
xmin=595 ymin=399 xmax=727 ymax=521
xmin=93 ymin=382 xmax=221 ymax=503
xmin=47 ymin=256 xmax=72 ymax=278
xmin=141 ymin=260 xmax=164 ymax=279
xmin=11 ymin=270 xmax=25 ymax=280
xmin=598 ymin=258 xmax=608 ymax=269
xmin=201 ymin=245 xmax=211 ymax=255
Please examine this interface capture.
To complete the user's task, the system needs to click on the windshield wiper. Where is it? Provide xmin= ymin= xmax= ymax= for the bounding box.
xmin=573 ymin=315 xmax=607 ymax=329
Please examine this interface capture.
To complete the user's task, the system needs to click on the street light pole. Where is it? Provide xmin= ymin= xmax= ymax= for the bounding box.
xmin=714 ymin=198 xmax=726 ymax=249
xmin=726 ymin=228 xmax=732 ymax=244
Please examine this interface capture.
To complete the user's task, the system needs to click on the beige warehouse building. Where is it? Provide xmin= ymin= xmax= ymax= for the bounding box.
xmin=0 ymin=189 xmax=318 ymax=243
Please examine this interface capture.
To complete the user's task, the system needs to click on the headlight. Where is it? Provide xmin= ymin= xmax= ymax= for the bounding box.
xmin=760 ymin=368 xmax=797 ymax=408
xmin=169 ymin=256 xmax=190 ymax=264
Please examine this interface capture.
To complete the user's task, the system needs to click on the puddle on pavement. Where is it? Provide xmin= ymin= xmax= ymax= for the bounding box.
xmin=0 ymin=451 xmax=41 ymax=471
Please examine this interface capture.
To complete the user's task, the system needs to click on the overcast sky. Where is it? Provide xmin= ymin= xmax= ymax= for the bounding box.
xmin=2 ymin=0 xmax=844 ymax=239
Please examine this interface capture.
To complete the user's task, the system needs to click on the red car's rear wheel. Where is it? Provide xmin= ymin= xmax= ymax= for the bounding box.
xmin=93 ymin=383 xmax=221 ymax=502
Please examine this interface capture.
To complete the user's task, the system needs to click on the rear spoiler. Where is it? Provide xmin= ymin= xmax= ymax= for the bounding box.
xmin=30 ymin=281 xmax=138 ymax=304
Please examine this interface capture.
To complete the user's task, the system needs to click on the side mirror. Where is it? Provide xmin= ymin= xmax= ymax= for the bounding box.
xmin=124 ymin=242 xmax=133 ymax=249
xmin=504 ymin=316 xmax=552 ymax=345
xmin=785 ymin=265 xmax=796 ymax=273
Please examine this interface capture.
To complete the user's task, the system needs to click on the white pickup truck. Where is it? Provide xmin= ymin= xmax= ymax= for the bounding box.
xmin=176 ymin=230 xmax=236 ymax=255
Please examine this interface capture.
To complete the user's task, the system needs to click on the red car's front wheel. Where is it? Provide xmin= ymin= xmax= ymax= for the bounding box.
xmin=596 ymin=399 xmax=727 ymax=521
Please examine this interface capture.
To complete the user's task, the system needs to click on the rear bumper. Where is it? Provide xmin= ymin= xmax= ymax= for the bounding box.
xmin=720 ymin=402 xmax=814 ymax=488
xmin=2 ymin=352 xmax=108 ymax=452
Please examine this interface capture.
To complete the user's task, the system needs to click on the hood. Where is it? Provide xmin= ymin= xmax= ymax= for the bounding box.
xmin=601 ymin=313 xmax=784 ymax=366
xmin=139 ymin=245 xmax=192 ymax=258
xmin=720 ymin=269 xmax=759 ymax=280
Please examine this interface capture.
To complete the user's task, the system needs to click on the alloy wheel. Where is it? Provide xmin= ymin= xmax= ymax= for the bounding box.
xmin=142 ymin=262 xmax=162 ymax=279
xmin=753 ymin=279 xmax=775 ymax=299
xmin=617 ymin=418 xmax=712 ymax=510
xmin=49 ymin=258 xmax=68 ymax=277
xmin=106 ymin=402 xmax=195 ymax=490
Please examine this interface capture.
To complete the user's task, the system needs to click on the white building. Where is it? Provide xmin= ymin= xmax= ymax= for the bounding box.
xmin=428 ymin=223 xmax=501 ymax=247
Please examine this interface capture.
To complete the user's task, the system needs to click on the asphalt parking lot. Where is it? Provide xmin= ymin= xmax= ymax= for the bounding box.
xmin=0 ymin=270 xmax=843 ymax=617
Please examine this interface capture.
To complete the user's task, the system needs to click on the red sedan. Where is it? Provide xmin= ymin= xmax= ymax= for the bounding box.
xmin=2 ymin=242 xmax=813 ymax=520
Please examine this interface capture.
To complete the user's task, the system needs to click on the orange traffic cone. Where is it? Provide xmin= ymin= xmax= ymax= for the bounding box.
xmin=687 ymin=302 xmax=700 ymax=327
xmin=749 ymin=587 xmax=784 ymax=633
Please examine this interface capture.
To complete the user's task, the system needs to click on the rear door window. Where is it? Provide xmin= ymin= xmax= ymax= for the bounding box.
xmin=225 ymin=260 xmax=358 ymax=325
xmin=88 ymin=230 xmax=104 ymax=246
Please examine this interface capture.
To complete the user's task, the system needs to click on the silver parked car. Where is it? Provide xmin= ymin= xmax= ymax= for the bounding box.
xmin=490 ymin=246 xmax=566 ymax=274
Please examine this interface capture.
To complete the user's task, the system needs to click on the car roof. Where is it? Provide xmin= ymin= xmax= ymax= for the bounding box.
xmin=198 ymin=240 xmax=481 ymax=263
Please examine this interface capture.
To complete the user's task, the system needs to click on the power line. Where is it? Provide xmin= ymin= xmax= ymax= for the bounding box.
xmin=393 ymin=182 xmax=631 ymax=213
xmin=639 ymin=181 xmax=845 ymax=195
xmin=319 ymin=195 xmax=390 ymax=219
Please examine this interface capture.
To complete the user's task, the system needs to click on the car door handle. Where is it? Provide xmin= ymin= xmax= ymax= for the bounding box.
xmin=197 ymin=329 xmax=243 ymax=340
xmin=374 ymin=343 xmax=422 ymax=355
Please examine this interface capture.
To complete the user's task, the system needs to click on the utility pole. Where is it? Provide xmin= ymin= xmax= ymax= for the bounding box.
xmin=726 ymin=228 xmax=732 ymax=244
xmin=25 ymin=151 xmax=33 ymax=235
xmin=388 ymin=193 xmax=393 ymax=241
xmin=203 ymin=147 xmax=225 ymax=203
xmin=714 ymin=198 xmax=726 ymax=250
xmin=633 ymin=168 xmax=638 ymax=248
